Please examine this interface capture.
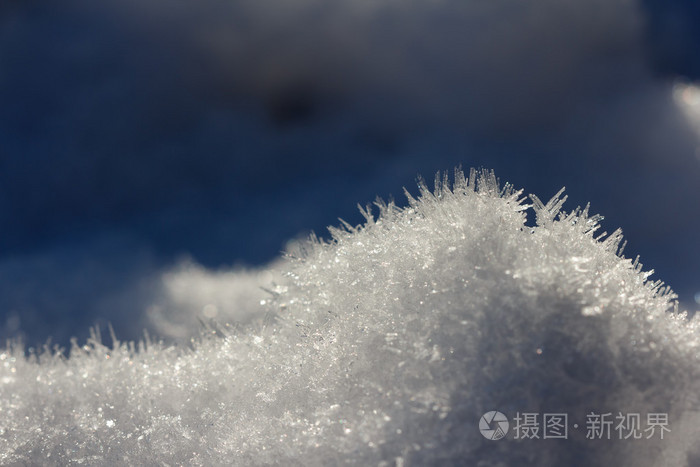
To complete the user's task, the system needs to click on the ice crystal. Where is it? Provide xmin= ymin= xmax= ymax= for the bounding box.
xmin=1 ymin=169 xmax=699 ymax=466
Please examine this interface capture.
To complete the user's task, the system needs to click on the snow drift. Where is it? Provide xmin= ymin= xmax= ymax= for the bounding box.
xmin=1 ymin=169 xmax=699 ymax=466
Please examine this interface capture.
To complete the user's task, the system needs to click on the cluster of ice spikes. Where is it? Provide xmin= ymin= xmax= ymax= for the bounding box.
xmin=1 ymin=169 xmax=699 ymax=466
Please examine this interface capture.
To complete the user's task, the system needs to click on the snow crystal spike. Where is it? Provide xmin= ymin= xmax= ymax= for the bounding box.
xmin=416 ymin=175 xmax=430 ymax=197
xmin=374 ymin=196 xmax=399 ymax=219
xmin=373 ymin=197 xmax=386 ymax=211
xmin=580 ymin=203 xmax=591 ymax=219
xmin=511 ymin=192 xmax=531 ymax=211
xmin=453 ymin=166 xmax=466 ymax=192
xmin=443 ymin=171 xmax=451 ymax=193
xmin=580 ymin=204 xmax=603 ymax=234
xmin=467 ymin=167 xmax=477 ymax=190
xmin=338 ymin=218 xmax=356 ymax=233
xmin=664 ymin=286 xmax=674 ymax=298
xmin=600 ymin=228 xmax=624 ymax=252
xmin=477 ymin=169 xmax=500 ymax=196
xmin=69 ymin=336 xmax=79 ymax=354
xmin=433 ymin=172 xmax=444 ymax=198
xmin=403 ymin=186 xmax=418 ymax=207
xmin=500 ymin=181 xmax=514 ymax=198
xmin=618 ymin=240 xmax=628 ymax=256
xmin=357 ymin=203 xmax=375 ymax=224
xmin=474 ymin=169 xmax=486 ymax=193
xmin=547 ymin=188 xmax=568 ymax=214
xmin=563 ymin=209 xmax=577 ymax=223
xmin=327 ymin=225 xmax=344 ymax=241
xmin=632 ymin=255 xmax=645 ymax=273
xmin=529 ymin=193 xmax=546 ymax=212
xmin=529 ymin=187 xmax=568 ymax=225
xmin=108 ymin=323 xmax=119 ymax=350
xmin=91 ymin=326 xmax=100 ymax=345
xmin=142 ymin=329 xmax=152 ymax=351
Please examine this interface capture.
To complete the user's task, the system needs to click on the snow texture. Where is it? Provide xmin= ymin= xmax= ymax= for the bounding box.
xmin=1 ymin=169 xmax=699 ymax=466
xmin=145 ymin=260 xmax=283 ymax=342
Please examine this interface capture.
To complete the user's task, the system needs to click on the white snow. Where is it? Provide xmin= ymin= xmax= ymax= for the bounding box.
xmin=1 ymin=168 xmax=699 ymax=466
xmin=145 ymin=260 xmax=282 ymax=341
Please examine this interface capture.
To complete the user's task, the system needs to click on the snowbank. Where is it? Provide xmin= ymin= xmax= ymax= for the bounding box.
xmin=1 ymin=169 xmax=698 ymax=466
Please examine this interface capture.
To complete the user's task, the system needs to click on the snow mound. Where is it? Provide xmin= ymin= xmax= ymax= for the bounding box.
xmin=145 ymin=260 xmax=282 ymax=341
xmin=2 ymin=169 xmax=699 ymax=466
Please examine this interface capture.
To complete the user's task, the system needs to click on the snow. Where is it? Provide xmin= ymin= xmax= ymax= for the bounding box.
xmin=1 ymin=168 xmax=699 ymax=466
xmin=3 ymin=0 xmax=700 ymax=350
xmin=145 ymin=260 xmax=283 ymax=342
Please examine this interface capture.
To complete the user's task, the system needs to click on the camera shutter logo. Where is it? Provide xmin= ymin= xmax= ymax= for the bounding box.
xmin=479 ymin=411 xmax=509 ymax=440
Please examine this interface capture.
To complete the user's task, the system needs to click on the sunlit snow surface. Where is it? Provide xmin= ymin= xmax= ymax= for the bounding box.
xmin=2 ymin=169 xmax=699 ymax=466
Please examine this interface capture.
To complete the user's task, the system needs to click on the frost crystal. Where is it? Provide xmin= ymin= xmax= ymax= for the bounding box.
xmin=1 ymin=169 xmax=699 ymax=466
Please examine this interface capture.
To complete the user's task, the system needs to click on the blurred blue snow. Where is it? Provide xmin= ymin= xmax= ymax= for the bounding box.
xmin=0 ymin=0 xmax=699 ymax=345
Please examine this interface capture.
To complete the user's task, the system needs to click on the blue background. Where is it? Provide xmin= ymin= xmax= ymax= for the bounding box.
xmin=1 ymin=0 xmax=698 ymax=347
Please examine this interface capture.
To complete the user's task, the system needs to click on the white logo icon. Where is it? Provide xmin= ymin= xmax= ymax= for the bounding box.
xmin=479 ymin=411 xmax=509 ymax=440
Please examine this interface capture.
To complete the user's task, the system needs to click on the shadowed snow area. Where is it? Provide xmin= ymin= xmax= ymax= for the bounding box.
xmin=1 ymin=169 xmax=699 ymax=465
